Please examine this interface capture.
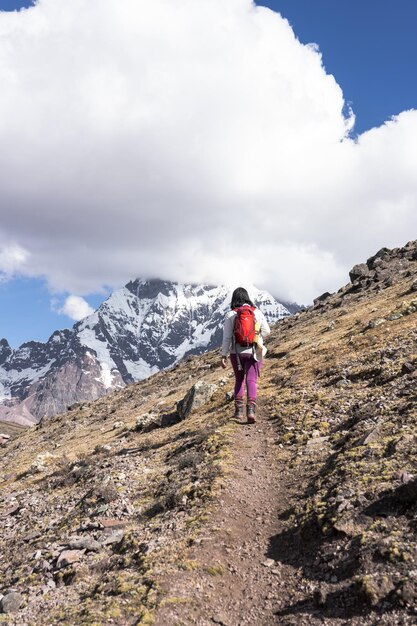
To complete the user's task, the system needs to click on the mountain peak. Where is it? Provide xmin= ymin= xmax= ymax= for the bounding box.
xmin=0 ymin=338 xmax=11 ymax=366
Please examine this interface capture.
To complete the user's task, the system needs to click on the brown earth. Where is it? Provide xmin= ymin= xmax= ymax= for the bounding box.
xmin=154 ymin=406 xmax=297 ymax=626
xmin=0 ymin=241 xmax=416 ymax=625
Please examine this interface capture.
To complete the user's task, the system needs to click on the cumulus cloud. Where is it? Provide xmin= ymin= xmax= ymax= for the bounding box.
xmin=0 ymin=0 xmax=415 ymax=303
xmin=54 ymin=295 xmax=94 ymax=321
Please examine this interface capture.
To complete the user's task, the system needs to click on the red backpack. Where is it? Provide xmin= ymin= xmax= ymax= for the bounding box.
xmin=234 ymin=306 xmax=256 ymax=346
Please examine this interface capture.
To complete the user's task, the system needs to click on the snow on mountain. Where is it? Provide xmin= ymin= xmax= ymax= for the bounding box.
xmin=0 ymin=279 xmax=290 ymax=425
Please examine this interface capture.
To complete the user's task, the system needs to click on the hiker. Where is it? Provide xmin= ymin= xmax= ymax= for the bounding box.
xmin=221 ymin=287 xmax=270 ymax=423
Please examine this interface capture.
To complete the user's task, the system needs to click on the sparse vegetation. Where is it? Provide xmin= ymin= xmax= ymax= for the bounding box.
xmin=1 ymin=241 xmax=416 ymax=624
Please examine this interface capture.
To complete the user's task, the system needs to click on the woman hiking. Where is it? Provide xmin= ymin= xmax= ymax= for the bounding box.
xmin=221 ymin=287 xmax=270 ymax=423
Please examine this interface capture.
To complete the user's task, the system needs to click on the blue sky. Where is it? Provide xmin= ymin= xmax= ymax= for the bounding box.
xmin=0 ymin=0 xmax=416 ymax=348
xmin=260 ymin=1 xmax=417 ymax=135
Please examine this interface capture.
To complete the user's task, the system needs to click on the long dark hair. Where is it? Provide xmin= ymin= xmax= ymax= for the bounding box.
xmin=231 ymin=287 xmax=254 ymax=310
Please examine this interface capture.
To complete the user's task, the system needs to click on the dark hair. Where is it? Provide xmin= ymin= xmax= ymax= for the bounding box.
xmin=231 ymin=287 xmax=254 ymax=310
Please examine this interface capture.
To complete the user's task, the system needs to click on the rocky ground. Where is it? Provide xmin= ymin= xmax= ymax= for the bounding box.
xmin=0 ymin=241 xmax=416 ymax=625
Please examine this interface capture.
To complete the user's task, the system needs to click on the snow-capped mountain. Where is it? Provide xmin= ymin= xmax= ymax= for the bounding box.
xmin=0 ymin=279 xmax=290 ymax=425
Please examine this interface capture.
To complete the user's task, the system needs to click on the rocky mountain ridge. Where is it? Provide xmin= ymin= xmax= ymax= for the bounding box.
xmin=0 ymin=280 xmax=290 ymax=426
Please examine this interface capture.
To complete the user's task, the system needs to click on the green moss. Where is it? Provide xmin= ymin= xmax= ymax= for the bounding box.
xmin=105 ymin=605 xmax=123 ymax=620
xmin=178 ymin=559 xmax=198 ymax=571
xmin=160 ymin=596 xmax=191 ymax=606
xmin=205 ymin=564 xmax=225 ymax=576
xmin=138 ymin=609 xmax=155 ymax=625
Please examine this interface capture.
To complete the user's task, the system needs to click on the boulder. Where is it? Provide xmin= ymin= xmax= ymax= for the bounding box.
xmin=313 ymin=292 xmax=332 ymax=305
xmin=177 ymin=380 xmax=218 ymax=420
xmin=366 ymin=247 xmax=391 ymax=269
xmin=349 ymin=263 xmax=370 ymax=283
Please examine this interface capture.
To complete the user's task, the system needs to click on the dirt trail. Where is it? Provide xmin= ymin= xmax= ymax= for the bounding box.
xmin=154 ymin=393 xmax=415 ymax=626
xmin=154 ymin=404 xmax=301 ymax=626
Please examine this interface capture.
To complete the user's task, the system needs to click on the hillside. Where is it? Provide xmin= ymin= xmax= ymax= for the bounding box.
xmin=0 ymin=241 xmax=416 ymax=625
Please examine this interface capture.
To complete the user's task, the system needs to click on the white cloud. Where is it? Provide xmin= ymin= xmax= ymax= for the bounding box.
xmin=0 ymin=244 xmax=30 ymax=281
xmin=55 ymin=295 xmax=94 ymax=321
xmin=0 ymin=0 xmax=415 ymax=304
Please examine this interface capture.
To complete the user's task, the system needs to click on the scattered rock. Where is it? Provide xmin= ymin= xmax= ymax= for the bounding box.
xmin=30 ymin=452 xmax=56 ymax=473
xmin=23 ymin=531 xmax=42 ymax=542
xmin=66 ymin=536 xmax=101 ymax=552
xmin=399 ymin=579 xmax=417 ymax=605
xmin=100 ymin=530 xmax=125 ymax=546
xmin=0 ymin=433 xmax=11 ymax=446
xmin=94 ymin=443 xmax=112 ymax=453
xmin=134 ymin=412 xmax=159 ymax=430
xmin=400 ymin=299 xmax=417 ymax=315
xmin=396 ymin=470 xmax=414 ymax=484
xmin=177 ymin=380 xmax=218 ymax=420
xmin=56 ymin=549 xmax=85 ymax=569
xmin=306 ymin=436 xmax=329 ymax=449
xmin=359 ymin=423 xmax=384 ymax=445
xmin=0 ymin=591 xmax=23 ymax=614
xmin=1 ymin=503 xmax=21 ymax=518
xmin=386 ymin=311 xmax=403 ymax=321
xmin=40 ymin=560 xmax=53 ymax=572
xmin=366 ymin=318 xmax=386 ymax=329
xmin=349 ymin=263 xmax=370 ymax=283
xmin=98 ymin=518 xmax=126 ymax=530
xmin=333 ymin=513 xmax=364 ymax=537
xmin=211 ymin=614 xmax=229 ymax=625
xmin=335 ymin=378 xmax=350 ymax=388
xmin=361 ymin=574 xmax=395 ymax=606
xmin=401 ymin=361 xmax=415 ymax=374
xmin=314 ymin=586 xmax=327 ymax=607
xmin=314 ymin=292 xmax=332 ymax=305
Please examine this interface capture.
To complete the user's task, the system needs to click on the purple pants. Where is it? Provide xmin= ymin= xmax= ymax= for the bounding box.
xmin=230 ymin=353 xmax=262 ymax=400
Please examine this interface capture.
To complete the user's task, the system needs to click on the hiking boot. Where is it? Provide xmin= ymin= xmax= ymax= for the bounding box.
xmin=233 ymin=397 xmax=244 ymax=419
xmin=247 ymin=398 xmax=256 ymax=424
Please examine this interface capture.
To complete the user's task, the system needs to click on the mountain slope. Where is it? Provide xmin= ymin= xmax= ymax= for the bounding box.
xmin=0 ymin=280 xmax=289 ymax=425
xmin=0 ymin=240 xmax=416 ymax=625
